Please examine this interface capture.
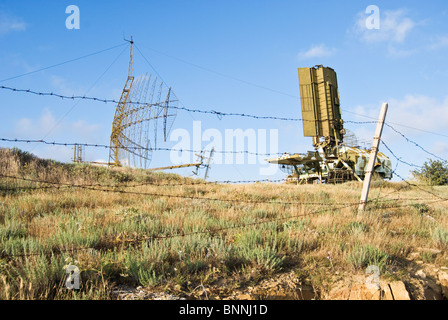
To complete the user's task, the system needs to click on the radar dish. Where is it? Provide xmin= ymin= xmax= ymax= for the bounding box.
xmin=108 ymin=39 xmax=178 ymax=169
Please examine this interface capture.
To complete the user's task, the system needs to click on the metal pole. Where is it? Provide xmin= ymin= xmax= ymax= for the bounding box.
xmin=358 ymin=103 xmax=388 ymax=212
xmin=204 ymin=147 xmax=214 ymax=180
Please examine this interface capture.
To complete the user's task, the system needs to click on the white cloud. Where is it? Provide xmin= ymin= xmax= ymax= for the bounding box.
xmin=33 ymin=145 xmax=74 ymax=164
xmin=346 ymin=95 xmax=448 ymax=173
xmin=386 ymin=95 xmax=448 ymax=133
xmin=432 ymin=141 xmax=448 ymax=155
xmin=0 ymin=11 xmax=26 ymax=35
xmin=13 ymin=108 xmax=106 ymax=163
xmin=351 ymin=95 xmax=448 ymax=141
xmin=350 ymin=8 xmax=448 ymax=57
xmin=353 ymin=9 xmax=416 ymax=44
xmin=386 ymin=45 xmax=417 ymax=57
xmin=16 ymin=108 xmax=57 ymax=136
xmin=427 ymin=35 xmax=448 ymax=51
xmin=15 ymin=108 xmax=101 ymax=140
xmin=50 ymin=75 xmax=78 ymax=96
xmin=297 ymin=44 xmax=337 ymax=60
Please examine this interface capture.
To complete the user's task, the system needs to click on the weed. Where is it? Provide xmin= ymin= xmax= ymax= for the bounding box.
xmin=410 ymin=203 xmax=430 ymax=214
xmin=346 ymin=244 xmax=390 ymax=272
xmin=1 ymin=147 xmax=447 ymax=300
xmin=432 ymin=227 xmax=448 ymax=247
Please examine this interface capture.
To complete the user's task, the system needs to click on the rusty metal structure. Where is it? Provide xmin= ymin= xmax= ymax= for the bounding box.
xmin=72 ymin=143 xmax=84 ymax=163
xmin=108 ymin=38 xmax=178 ymax=168
xmin=266 ymin=65 xmax=392 ymax=184
xmin=148 ymin=147 xmax=215 ymax=180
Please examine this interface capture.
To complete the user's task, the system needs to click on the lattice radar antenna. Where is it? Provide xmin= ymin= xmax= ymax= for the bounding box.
xmin=265 ymin=65 xmax=393 ymax=184
xmin=108 ymin=37 xmax=178 ymax=168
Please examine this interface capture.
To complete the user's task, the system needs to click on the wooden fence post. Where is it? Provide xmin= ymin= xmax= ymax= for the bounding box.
xmin=358 ymin=103 xmax=388 ymax=212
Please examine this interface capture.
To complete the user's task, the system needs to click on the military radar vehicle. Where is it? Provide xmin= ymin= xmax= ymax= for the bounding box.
xmin=266 ymin=65 xmax=392 ymax=184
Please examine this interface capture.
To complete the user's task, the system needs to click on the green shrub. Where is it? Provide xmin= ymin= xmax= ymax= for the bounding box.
xmin=410 ymin=203 xmax=430 ymax=214
xmin=347 ymin=244 xmax=389 ymax=271
xmin=412 ymin=159 xmax=448 ymax=186
xmin=432 ymin=227 xmax=448 ymax=247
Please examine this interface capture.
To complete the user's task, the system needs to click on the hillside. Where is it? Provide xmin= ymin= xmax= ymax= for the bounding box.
xmin=0 ymin=147 xmax=447 ymax=300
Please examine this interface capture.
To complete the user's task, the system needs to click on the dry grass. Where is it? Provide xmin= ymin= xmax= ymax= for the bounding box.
xmin=0 ymin=147 xmax=447 ymax=299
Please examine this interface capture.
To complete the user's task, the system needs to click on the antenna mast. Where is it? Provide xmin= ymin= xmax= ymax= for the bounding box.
xmin=108 ymin=37 xmax=135 ymax=166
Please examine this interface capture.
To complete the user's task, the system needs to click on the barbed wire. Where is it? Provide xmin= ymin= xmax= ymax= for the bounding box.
xmin=1 ymin=171 xmax=442 ymax=209
xmin=0 ymin=138 xmax=285 ymax=157
xmin=5 ymin=85 xmax=448 ymax=168
xmin=2 ymin=130 xmax=446 ymax=171
xmin=2 ymin=85 xmax=447 ymax=163
xmin=1 ymin=173 xmax=439 ymax=204
xmin=388 ymin=169 xmax=448 ymax=202
xmin=0 ymin=201 xmax=359 ymax=259
xmin=0 ymin=85 xmax=379 ymax=124
xmin=384 ymin=122 xmax=448 ymax=163
xmin=5 ymin=197 xmax=445 ymax=259
xmin=2 ymin=137 xmax=446 ymax=194
xmin=2 ymin=134 xmax=447 ymax=194
xmin=2 ymin=192 xmax=446 ymax=260
xmin=2 ymin=160 xmax=447 ymax=260
xmin=0 ymin=173 xmax=360 ymax=207
xmin=2 ymin=44 xmax=447 ymax=261
xmin=380 ymin=139 xmax=423 ymax=169
xmin=0 ymin=173 xmax=285 ymax=189
xmin=0 ymin=85 xmax=299 ymax=121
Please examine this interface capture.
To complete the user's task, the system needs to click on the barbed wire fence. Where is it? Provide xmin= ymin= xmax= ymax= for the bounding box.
xmin=1 ymin=170 xmax=446 ymax=260
xmin=1 ymin=82 xmax=448 ymax=261
xmin=1 ymin=136 xmax=447 ymax=260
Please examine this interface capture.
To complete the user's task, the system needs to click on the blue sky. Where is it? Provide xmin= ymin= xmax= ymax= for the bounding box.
xmin=0 ymin=0 xmax=447 ymax=183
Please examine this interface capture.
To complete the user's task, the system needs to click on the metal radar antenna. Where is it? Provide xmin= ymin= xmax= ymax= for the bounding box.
xmin=108 ymin=36 xmax=178 ymax=169
xmin=266 ymin=65 xmax=393 ymax=185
